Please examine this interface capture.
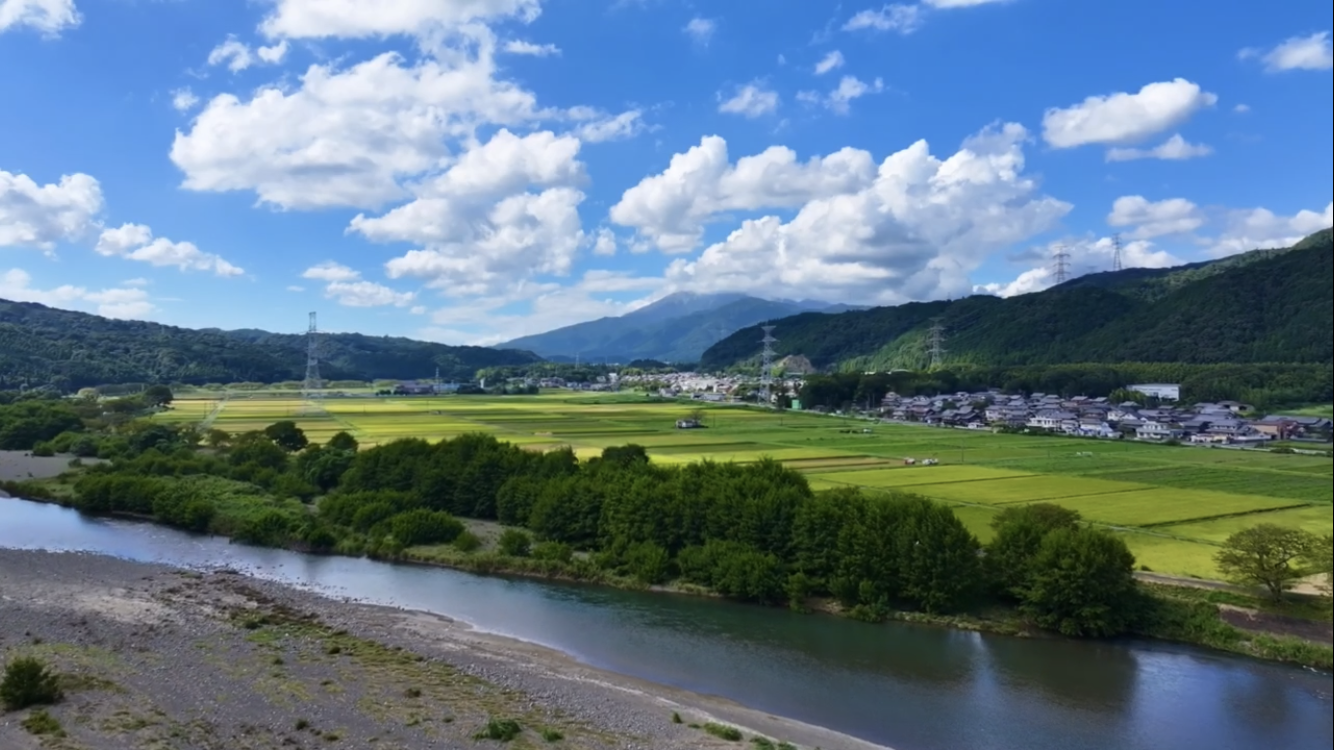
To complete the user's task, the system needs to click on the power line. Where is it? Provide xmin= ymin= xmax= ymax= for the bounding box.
xmin=1052 ymin=245 xmax=1072 ymax=285
xmin=760 ymin=325 xmax=778 ymax=406
xmin=927 ymin=318 xmax=947 ymax=370
xmin=1112 ymin=233 xmax=1124 ymax=272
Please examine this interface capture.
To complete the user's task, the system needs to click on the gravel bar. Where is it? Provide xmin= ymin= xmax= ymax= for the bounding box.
xmin=0 ymin=548 xmax=889 ymax=750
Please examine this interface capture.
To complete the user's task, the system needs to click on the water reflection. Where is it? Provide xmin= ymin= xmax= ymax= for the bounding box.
xmin=983 ymin=636 xmax=1141 ymax=712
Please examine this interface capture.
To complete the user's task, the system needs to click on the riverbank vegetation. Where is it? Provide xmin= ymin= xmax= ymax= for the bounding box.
xmin=5 ymin=418 xmax=1330 ymax=669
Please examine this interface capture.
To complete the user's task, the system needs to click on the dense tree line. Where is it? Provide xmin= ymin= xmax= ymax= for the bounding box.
xmin=25 ymin=424 xmax=1150 ymax=638
xmin=702 ymin=231 xmax=1333 ymax=375
xmin=0 ymin=299 xmax=539 ymax=390
xmin=796 ymin=363 xmax=1333 ymax=412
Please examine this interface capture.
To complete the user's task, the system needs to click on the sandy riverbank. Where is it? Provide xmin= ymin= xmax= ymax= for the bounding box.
xmin=0 ymin=549 xmax=888 ymax=750
xmin=0 ymin=449 xmax=105 ymax=485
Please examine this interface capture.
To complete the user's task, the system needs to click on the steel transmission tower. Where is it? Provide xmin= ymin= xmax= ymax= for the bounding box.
xmin=1052 ymin=246 xmax=1072 ymax=284
xmin=759 ymin=325 xmax=778 ymax=406
xmin=301 ymin=312 xmax=324 ymax=410
xmin=927 ymin=318 xmax=947 ymax=369
xmin=1111 ymin=233 xmax=1124 ymax=272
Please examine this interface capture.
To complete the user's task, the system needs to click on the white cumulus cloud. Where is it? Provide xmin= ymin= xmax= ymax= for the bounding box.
xmin=0 ymin=268 xmax=155 ymax=319
xmin=843 ymin=4 xmax=923 ymax=34
xmin=1240 ymin=32 xmax=1333 ymax=72
xmin=814 ymin=50 xmax=845 ymax=75
xmin=258 ymin=0 xmax=542 ymax=40
xmin=503 ymin=39 xmax=559 ymax=56
xmin=1106 ymin=134 xmax=1213 ymax=163
xmin=95 ymin=223 xmax=244 ymax=277
xmin=622 ymin=123 xmax=1070 ymax=305
xmin=0 ymin=0 xmax=80 ymax=36
xmin=797 ymin=75 xmax=884 ymax=115
xmin=1042 ymin=78 xmax=1218 ymax=150
xmin=1107 ymin=196 xmax=1206 ymax=239
xmin=718 ymin=83 xmax=779 ymax=118
xmin=0 ymin=169 xmax=103 ymax=250
xmin=610 ymin=137 xmax=880 ymax=253
xmin=683 ymin=17 xmax=715 ymax=45
xmin=1208 ymin=201 xmax=1333 ymax=257
xmin=207 ymin=35 xmax=289 ymax=72
xmin=350 ymin=129 xmax=588 ymax=297
xmin=301 ymin=262 xmax=416 ymax=307
xmin=171 ymin=88 xmax=201 ymax=113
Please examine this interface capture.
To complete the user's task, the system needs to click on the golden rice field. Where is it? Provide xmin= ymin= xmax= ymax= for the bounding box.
xmin=157 ymin=392 xmax=1334 ymax=581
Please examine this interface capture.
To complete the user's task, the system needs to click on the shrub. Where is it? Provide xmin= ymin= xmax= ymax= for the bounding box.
xmin=20 ymin=708 xmax=64 ymax=737
xmin=702 ymin=723 xmax=743 ymax=741
xmin=498 ymin=529 xmax=532 ymax=558
xmin=31 ymin=442 xmax=55 ymax=457
xmin=453 ymin=530 xmax=483 ymax=553
xmin=530 ymin=541 xmax=573 ymax=564
xmin=1 ymin=657 xmax=63 ymax=711
xmin=539 ymin=727 xmax=564 ymax=742
xmin=474 ymin=718 xmax=523 ymax=741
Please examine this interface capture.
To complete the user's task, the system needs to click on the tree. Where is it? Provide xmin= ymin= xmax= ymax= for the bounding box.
xmin=986 ymin=503 xmax=1082 ymax=598
xmin=1020 ymin=528 xmax=1138 ymax=637
xmin=327 ymin=431 xmax=360 ymax=452
xmin=142 ymin=385 xmax=174 ymax=407
xmin=1215 ymin=525 xmax=1318 ymax=601
xmin=498 ymin=528 xmax=532 ymax=557
xmin=1306 ymin=533 xmax=1332 ymax=598
xmin=263 ymin=421 xmax=309 ymax=452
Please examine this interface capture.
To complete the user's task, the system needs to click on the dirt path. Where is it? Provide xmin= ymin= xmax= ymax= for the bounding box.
xmin=0 ymin=549 xmax=888 ymax=750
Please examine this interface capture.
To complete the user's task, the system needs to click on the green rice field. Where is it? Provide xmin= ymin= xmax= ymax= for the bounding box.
xmin=158 ymin=392 xmax=1334 ymax=581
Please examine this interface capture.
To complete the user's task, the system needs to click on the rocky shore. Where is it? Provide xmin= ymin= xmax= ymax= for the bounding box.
xmin=0 ymin=549 xmax=887 ymax=750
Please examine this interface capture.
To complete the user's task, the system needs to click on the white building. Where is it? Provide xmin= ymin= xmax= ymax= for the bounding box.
xmin=1129 ymin=383 xmax=1180 ymax=401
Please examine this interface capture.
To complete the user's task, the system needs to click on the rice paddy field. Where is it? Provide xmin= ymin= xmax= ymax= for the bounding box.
xmin=157 ymin=392 xmax=1334 ymax=581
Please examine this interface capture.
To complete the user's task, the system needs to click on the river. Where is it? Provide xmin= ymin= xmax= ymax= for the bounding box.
xmin=1 ymin=498 xmax=1329 ymax=750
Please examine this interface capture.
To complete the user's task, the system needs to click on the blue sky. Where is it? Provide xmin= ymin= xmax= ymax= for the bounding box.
xmin=2 ymin=0 xmax=1331 ymax=345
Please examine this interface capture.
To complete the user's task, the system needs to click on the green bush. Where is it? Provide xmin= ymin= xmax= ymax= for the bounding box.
xmin=453 ymin=530 xmax=483 ymax=553
xmin=474 ymin=718 xmax=523 ymax=741
xmin=498 ymin=529 xmax=532 ymax=558
xmin=702 ymin=722 xmax=743 ymax=741
xmin=20 ymin=708 xmax=64 ymax=737
xmin=530 ymin=541 xmax=573 ymax=563
xmin=31 ymin=442 xmax=55 ymax=457
xmin=1 ymin=657 xmax=63 ymax=711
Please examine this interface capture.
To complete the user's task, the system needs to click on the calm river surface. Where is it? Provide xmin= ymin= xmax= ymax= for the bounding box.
xmin=1 ymin=498 xmax=1329 ymax=750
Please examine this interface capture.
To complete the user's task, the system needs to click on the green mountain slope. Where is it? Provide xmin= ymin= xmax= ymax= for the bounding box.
xmin=701 ymin=230 xmax=1334 ymax=372
xmin=498 ymin=292 xmax=855 ymax=362
xmin=0 ymin=300 xmax=540 ymax=390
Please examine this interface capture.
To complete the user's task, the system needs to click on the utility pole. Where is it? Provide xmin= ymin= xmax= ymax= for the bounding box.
xmin=301 ymin=311 xmax=323 ymax=411
xmin=760 ymin=325 xmax=778 ymax=406
xmin=1052 ymin=245 xmax=1071 ymax=284
xmin=1111 ymin=233 xmax=1124 ymax=272
xmin=927 ymin=318 xmax=947 ymax=370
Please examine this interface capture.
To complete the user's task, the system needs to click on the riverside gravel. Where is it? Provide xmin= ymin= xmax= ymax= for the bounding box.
xmin=0 ymin=548 xmax=888 ymax=750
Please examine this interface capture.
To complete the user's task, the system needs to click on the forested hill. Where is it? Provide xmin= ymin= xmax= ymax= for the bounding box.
xmin=700 ymin=229 xmax=1334 ymax=372
xmin=0 ymin=301 xmax=541 ymax=390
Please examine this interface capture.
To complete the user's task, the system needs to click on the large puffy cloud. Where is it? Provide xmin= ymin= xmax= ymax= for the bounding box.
xmin=658 ymin=123 xmax=1072 ymax=305
xmin=0 ymin=170 xmax=103 ymax=250
xmin=977 ymin=236 xmax=1181 ymax=298
xmin=170 ymin=30 xmax=551 ymax=211
xmin=1240 ymin=32 xmax=1333 ymax=73
xmin=258 ymin=0 xmax=541 ymax=40
xmin=0 ymin=268 xmax=155 ymax=319
xmin=301 ymin=261 xmax=416 ymax=307
xmin=95 ymin=223 xmax=244 ymax=277
xmin=610 ymin=138 xmax=878 ymax=252
xmin=349 ymin=129 xmax=588 ymax=296
xmin=1209 ymin=201 xmax=1333 ymax=257
xmin=1107 ymin=196 xmax=1205 ymax=239
xmin=0 ymin=0 xmax=80 ymax=36
xmin=1042 ymin=79 xmax=1217 ymax=150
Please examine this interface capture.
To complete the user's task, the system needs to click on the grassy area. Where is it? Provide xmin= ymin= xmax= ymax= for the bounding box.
xmin=157 ymin=392 xmax=1333 ymax=581
xmin=1280 ymin=404 xmax=1334 ymax=418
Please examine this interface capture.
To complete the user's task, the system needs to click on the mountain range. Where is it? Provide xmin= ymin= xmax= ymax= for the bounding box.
xmin=700 ymin=228 xmax=1334 ymax=372
xmin=0 ymin=302 xmax=539 ymax=390
xmin=496 ymin=292 xmax=863 ymax=363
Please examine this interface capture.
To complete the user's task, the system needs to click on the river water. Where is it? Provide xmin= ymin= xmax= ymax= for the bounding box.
xmin=1 ymin=498 xmax=1329 ymax=750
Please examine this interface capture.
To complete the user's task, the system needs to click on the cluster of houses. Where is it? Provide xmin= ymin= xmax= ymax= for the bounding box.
xmin=876 ymin=388 xmax=1331 ymax=444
